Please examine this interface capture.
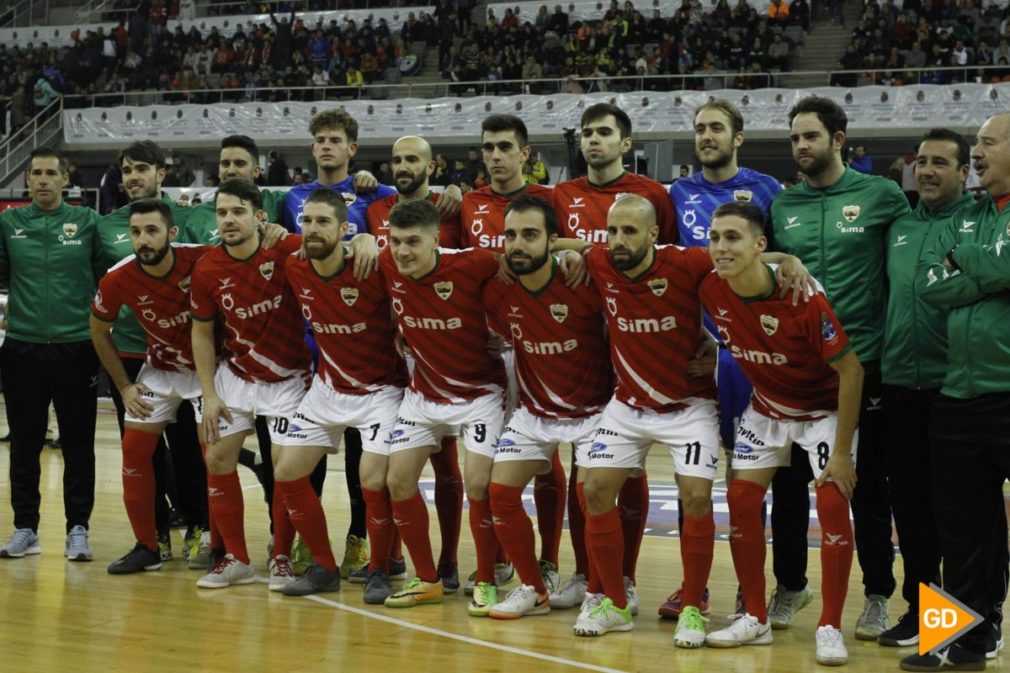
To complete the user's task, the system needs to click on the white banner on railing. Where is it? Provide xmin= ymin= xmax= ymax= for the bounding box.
xmin=0 ymin=5 xmax=433 ymax=49
xmin=62 ymin=85 xmax=1005 ymax=148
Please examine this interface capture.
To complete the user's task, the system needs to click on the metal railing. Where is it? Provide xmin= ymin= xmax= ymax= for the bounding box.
xmin=61 ymin=64 xmax=1010 ymax=109
xmin=0 ymin=0 xmax=49 ymax=27
xmin=0 ymin=98 xmax=64 ymax=189
xmin=72 ymin=0 xmax=416 ymax=22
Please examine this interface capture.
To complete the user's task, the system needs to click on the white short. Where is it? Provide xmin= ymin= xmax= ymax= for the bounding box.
xmin=284 ymin=377 xmax=403 ymax=455
xmin=391 ymin=388 xmax=506 ymax=458
xmin=586 ymin=398 xmax=721 ymax=479
xmin=502 ymin=347 xmax=517 ymax=414
xmin=730 ymin=405 xmax=858 ymax=477
xmin=194 ymin=366 xmax=309 ymax=445
xmin=125 ymin=365 xmax=202 ymax=425
xmin=495 ymin=406 xmax=601 ymax=467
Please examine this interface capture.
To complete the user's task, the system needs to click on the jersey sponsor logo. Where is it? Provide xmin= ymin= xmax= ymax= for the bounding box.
xmin=648 ymin=278 xmax=668 ymax=297
xmin=566 ymin=211 xmax=581 ymax=233
xmin=137 ymin=295 xmax=153 ymax=306
xmin=759 ymin=314 xmax=779 ymax=335
xmin=259 ymin=261 xmax=275 ymax=281
xmin=299 ymin=287 xmax=314 ymax=301
xmin=63 ymin=222 xmax=79 ymax=237
xmin=141 ymin=308 xmax=157 ymax=322
xmin=784 ymin=216 xmax=801 ymax=230
xmin=589 ymin=440 xmax=613 ymax=459
xmin=959 ymin=219 xmax=975 ymax=233
xmin=433 ymin=281 xmax=453 ymax=300
xmin=605 ymin=296 xmax=618 ymax=316
xmin=402 ymin=314 xmax=462 ymax=330
xmin=549 ymin=303 xmax=568 ymax=323
xmin=733 ymin=189 xmax=753 ymax=202
xmin=575 ymin=227 xmax=608 ymax=243
xmin=155 ymin=310 xmax=191 ymax=329
xmin=222 ymin=293 xmax=283 ymax=319
xmin=520 ymin=336 xmax=579 ymax=355
xmin=301 ymin=303 xmax=313 ymax=321
xmin=595 ymin=427 xmax=618 ymax=437
xmin=867 ymin=396 xmax=883 ymax=411
xmin=717 ymin=325 xmax=731 ymax=343
xmin=479 ymin=233 xmax=505 ymax=248
xmin=312 ymin=320 xmax=367 ymax=334
xmin=894 ymin=234 xmax=908 ymax=247
xmin=736 ymin=425 xmax=766 ymax=446
xmin=178 ymin=276 xmax=191 ymax=293
xmin=836 ymin=220 xmax=864 ymax=234
xmin=733 ymin=441 xmax=754 ymax=453
xmin=841 ymin=205 xmax=861 ymax=223
xmin=682 ymin=208 xmax=707 ymax=241
xmin=820 ymin=312 xmax=839 ymax=343
xmin=728 ymin=344 xmax=788 ymax=365
xmin=341 ymin=287 xmax=359 ymax=306
xmin=94 ymin=291 xmax=108 ymax=314
xmin=616 ymin=315 xmax=677 ymax=332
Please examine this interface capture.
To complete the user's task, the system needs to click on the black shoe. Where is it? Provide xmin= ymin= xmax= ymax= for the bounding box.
xmin=168 ymin=508 xmax=186 ymax=529
xmin=283 ymin=563 xmax=341 ymax=596
xmin=880 ymin=611 xmax=920 ymax=647
xmin=900 ymin=643 xmax=987 ymax=671
xmin=438 ymin=562 xmax=459 ymax=593
xmin=108 ymin=543 xmax=162 ymax=575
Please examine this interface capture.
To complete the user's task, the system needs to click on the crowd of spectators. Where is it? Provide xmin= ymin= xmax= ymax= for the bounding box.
xmin=832 ymin=0 xmax=1010 ymax=86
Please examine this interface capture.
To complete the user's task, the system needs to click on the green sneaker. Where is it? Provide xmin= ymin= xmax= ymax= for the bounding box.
xmin=538 ymin=559 xmax=560 ymax=594
xmin=674 ymin=605 xmax=710 ymax=648
xmin=157 ymin=531 xmax=172 ymax=562
xmin=384 ymin=577 xmax=444 ymax=608
xmin=291 ymin=536 xmax=313 ymax=576
xmin=341 ymin=535 xmax=369 ymax=580
xmin=573 ymin=596 xmax=634 ymax=637
xmin=468 ymin=581 xmax=498 ymax=617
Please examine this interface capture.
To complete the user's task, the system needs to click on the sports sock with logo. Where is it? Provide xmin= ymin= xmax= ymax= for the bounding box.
xmin=361 ymin=486 xmax=395 ymax=573
xmin=206 ymin=471 xmax=249 ymax=565
xmin=817 ymin=482 xmax=854 ymax=628
xmin=489 ymin=482 xmax=546 ymax=594
xmin=121 ymin=428 xmax=160 ymax=551
xmin=277 ymin=476 xmax=337 ymax=572
xmin=727 ymin=479 xmax=769 ymax=623
xmin=391 ymin=492 xmax=437 ymax=582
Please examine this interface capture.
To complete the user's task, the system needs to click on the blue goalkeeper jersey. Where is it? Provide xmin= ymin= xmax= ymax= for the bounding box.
xmin=282 ymin=177 xmax=395 ymax=239
xmin=669 ymin=167 xmax=782 ymax=246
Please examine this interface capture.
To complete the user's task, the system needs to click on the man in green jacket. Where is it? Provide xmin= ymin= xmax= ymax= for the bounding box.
xmin=769 ymin=96 xmax=910 ymax=640
xmin=100 ymin=140 xmax=209 ymax=566
xmin=0 ymin=147 xmax=105 ymax=561
xmin=901 ymin=111 xmax=1010 ymax=671
xmin=878 ymin=129 xmax=977 ymax=650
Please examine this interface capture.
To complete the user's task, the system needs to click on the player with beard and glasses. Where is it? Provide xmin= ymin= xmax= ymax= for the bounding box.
xmin=284 ymin=110 xmax=462 ymax=580
xmin=379 ymin=199 xmax=584 ymax=615
xmin=548 ymin=102 xmax=676 ymax=615
xmin=458 ymin=114 xmax=565 ymax=599
xmin=771 ymin=96 xmax=909 ymax=643
xmin=363 ymin=135 xmax=466 ymax=591
xmin=91 ymin=199 xmax=211 ymax=574
xmin=481 ymin=195 xmax=613 ymax=620
xmin=662 ymin=100 xmax=783 ymax=622
xmin=275 ymin=189 xmax=409 ymax=601
xmin=98 ymin=140 xmax=208 ymax=568
xmin=700 ymin=202 xmax=862 ymax=667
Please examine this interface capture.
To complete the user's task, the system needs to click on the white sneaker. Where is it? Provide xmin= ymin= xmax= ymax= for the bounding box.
xmin=572 ymin=597 xmax=634 ymax=637
xmin=489 ymin=584 xmax=550 ymax=620
xmin=579 ymin=591 xmax=604 ymax=618
xmin=538 ymin=560 xmax=561 ymax=594
xmin=673 ymin=606 xmax=709 ymax=649
xmin=706 ymin=613 xmax=774 ymax=648
xmin=550 ymin=572 xmax=588 ymax=609
xmin=767 ymin=585 xmax=813 ymax=629
xmin=268 ymin=555 xmax=295 ymax=592
xmin=624 ymin=576 xmax=639 ymax=616
xmin=196 ymin=553 xmax=256 ymax=589
xmin=815 ymin=625 xmax=848 ymax=666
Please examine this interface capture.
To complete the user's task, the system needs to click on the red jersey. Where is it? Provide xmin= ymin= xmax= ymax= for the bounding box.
xmin=553 ymin=173 xmax=677 ymax=245
xmin=483 ymin=261 xmax=613 ymax=419
xmin=585 ymin=244 xmax=716 ymax=412
xmin=189 ymin=235 xmax=311 ymax=383
xmin=365 ymin=192 xmax=462 ymax=250
xmin=459 ymin=183 xmax=553 ymax=252
xmin=285 ymin=257 xmax=408 ymax=394
xmin=378 ymin=247 xmax=507 ymax=403
xmin=698 ymin=268 xmax=851 ymax=420
xmin=93 ymin=245 xmax=208 ymax=371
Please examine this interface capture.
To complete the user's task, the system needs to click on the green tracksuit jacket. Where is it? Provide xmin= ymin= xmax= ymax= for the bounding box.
xmin=181 ymin=189 xmax=284 ymax=245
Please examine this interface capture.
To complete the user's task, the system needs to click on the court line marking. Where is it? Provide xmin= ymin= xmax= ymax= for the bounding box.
xmin=266 ymin=580 xmax=629 ymax=673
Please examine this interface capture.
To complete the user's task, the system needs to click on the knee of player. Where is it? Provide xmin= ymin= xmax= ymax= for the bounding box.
xmin=465 ymin=480 xmax=490 ymax=502
xmin=360 ymin=471 xmax=387 ymax=493
xmin=488 ymin=481 xmax=520 ymax=512
xmin=386 ymin=472 xmax=417 ymax=501
xmin=583 ymin=478 xmax=618 ymax=515
xmin=679 ymin=491 xmax=713 ymax=517
xmin=203 ymin=452 xmax=232 ymax=475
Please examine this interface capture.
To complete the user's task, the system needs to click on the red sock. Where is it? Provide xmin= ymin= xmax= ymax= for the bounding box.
xmin=361 ymin=486 xmax=396 ymax=573
xmin=727 ymin=479 xmax=769 ymax=623
xmin=489 ymin=483 xmax=545 ymax=593
xmin=569 ymin=468 xmax=589 ymax=577
xmin=533 ymin=451 xmax=566 ymax=567
xmin=585 ymin=507 xmax=626 ymax=608
xmin=121 ymin=429 xmax=160 ymax=551
xmin=618 ymin=473 xmax=649 ymax=582
xmin=577 ymin=482 xmax=602 ymax=593
xmin=271 ymin=484 xmax=295 ymax=559
xmin=277 ymin=477 xmax=337 ymax=572
xmin=429 ymin=436 xmax=462 ymax=568
xmin=469 ymin=497 xmax=498 ymax=584
xmin=390 ymin=530 xmax=404 ymax=562
xmin=206 ymin=471 xmax=249 ymax=564
xmin=200 ymin=443 xmax=223 ymax=550
xmin=681 ymin=512 xmax=715 ymax=608
xmin=495 ymin=539 xmax=508 ymax=564
xmin=816 ymin=483 xmax=854 ymax=628
xmin=391 ymin=492 xmax=437 ymax=582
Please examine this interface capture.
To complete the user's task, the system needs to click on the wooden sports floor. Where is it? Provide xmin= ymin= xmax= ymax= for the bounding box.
xmin=0 ymin=400 xmax=1005 ymax=673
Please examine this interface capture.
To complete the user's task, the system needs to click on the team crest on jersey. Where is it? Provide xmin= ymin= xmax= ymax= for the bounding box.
xmin=648 ymin=278 xmax=668 ymax=297
xmin=820 ymin=313 xmax=838 ymax=343
xmin=760 ymin=314 xmax=779 ymax=335
xmin=434 ymin=281 xmax=453 ymax=300
xmin=549 ymin=304 xmax=569 ymax=323
xmin=341 ymin=287 xmax=359 ymax=306
xmin=178 ymin=276 xmax=191 ymax=293
xmin=842 ymin=205 xmax=861 ymax=223
xmin=259 ymin=261 xmax=275 ymax=281
xmin=62 ymin=222 xmax=78 ymax=238
xmin=340 ymin=191 xmax=358 ymax=206
xmin=733 ymin=190 xmax=753 ymax=203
